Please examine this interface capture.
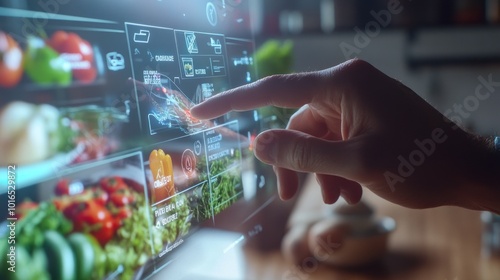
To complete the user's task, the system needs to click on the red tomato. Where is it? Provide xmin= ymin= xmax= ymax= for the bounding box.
xmin=60 ymin=33 xmax=94 ymax=62
xmin=80 ymin=186 xmax=109 ymax=206
xmin=0 ymin=31 xmax=23 ymax=88
xmin=100 ymin=176 xmax=128 ymax=194
xmin=48 ymin=30 xmax=69 ymax=51
xmin=109 ymin=188 xmax=135 ymax=208
xmin=73 ymin=64 xmax=96 ymax=84
xmin=115 ymin=207 xmax=132 ymax=220
xmin=55 ymin=179 xmax=70 ymax=196
xmin=90 ymin=186 xmax=109 ymax=206
xmin=49 ymin=31 xmax=97 ymax=83
xmin=63 ymin=200 xmax=117 ymax=246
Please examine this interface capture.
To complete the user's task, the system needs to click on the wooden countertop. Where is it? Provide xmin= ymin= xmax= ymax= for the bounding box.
xmin=241 ymin=176 xmax=500 ymax=280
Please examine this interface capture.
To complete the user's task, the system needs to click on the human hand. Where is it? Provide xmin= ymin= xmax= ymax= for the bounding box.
xmin=191 ymin=59 xmax=499 ymax=211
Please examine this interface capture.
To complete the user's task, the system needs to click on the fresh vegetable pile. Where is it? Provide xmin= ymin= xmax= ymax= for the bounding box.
xmin=104 ymin=193 xmax=191 ymax=279
xmin=0 ymin=201 xmax=104 ymax=280
xmin=0 ymin=29 xmax=98 ymax=88
xmin=0 ymin=176 xmax=175 ymax=280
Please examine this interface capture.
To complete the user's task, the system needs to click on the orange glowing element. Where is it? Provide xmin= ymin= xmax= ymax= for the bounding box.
xmin=184 ymin=108 xmax=198 ymax=122
xmin=149 ymin=149 xmax=175 ymax=202
xmin=249 ymin=134 xmax=256 ymax=151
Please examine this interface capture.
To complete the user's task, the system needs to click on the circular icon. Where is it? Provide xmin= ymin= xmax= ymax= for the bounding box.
xmin=181 ymin=149 xmax=196 ymax=178
xmin=194 ymin=140 xmax=202 ymax=155
xmin=206 ymin=2 xmax=217 ymax=26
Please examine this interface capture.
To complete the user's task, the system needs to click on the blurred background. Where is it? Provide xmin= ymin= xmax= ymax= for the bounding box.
xmin=249 ymin=0 xmax=500 ymax=136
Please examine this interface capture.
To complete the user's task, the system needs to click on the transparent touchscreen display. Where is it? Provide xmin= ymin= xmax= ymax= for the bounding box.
xmin=0 ymin=1 xmax=270 ymax=279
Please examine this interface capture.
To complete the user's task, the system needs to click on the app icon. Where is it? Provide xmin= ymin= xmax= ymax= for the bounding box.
xmin=181 ymin=149 xmax=196 ymax=178
xmin=133 ymin=30 xmax=150 ymax=43
xmin=106 ymin=52 xmax=125 ymax=71
xmin=184 ymin=32 xmax=198 ymax=54
xmin=194 ymin=140 xmax=202 ymax=155
xmin=206 ymin=2 xmax=217 ymax=27
xmin=182 ymin=57 xmax=194 ymax=77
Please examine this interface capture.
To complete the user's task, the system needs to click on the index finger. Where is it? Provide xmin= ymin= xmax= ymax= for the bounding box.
xmin=190 ymin=71 xmax=326 ymax=119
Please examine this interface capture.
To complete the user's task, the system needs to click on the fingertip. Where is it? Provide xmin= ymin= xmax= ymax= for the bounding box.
xmin=189 ymin=104 xmax=200 ymax=116
xmin=321 ymin=187 xmax=341 ymax=205
xmin=189 ymin=104 xmax=209 ymax=120
xmin=316 ymin=175 xmax=341 ymax=205
xmin=340 ymin=184 xmax=363 ymax=205
xmin=275 ymin=167 xmax=299 ymax=200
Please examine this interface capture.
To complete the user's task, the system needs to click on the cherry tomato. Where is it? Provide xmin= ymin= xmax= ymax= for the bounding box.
xmin=63 ymin=200 xmax=116 ymax=246
xmin=55 ymin=179 xmax=70 ymax=196
xmin=0 ymin=31 xmax=23 ymax=88
xmin=100 ymin=176 xmax=128 ymax=194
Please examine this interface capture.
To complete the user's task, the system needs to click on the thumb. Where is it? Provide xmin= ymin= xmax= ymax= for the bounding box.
xmin=254 ymin=129 xmax=359 ymax=178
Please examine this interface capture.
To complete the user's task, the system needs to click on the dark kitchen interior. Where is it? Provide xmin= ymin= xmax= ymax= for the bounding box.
xmin=1 ymin=0 xmax=499 ymax=279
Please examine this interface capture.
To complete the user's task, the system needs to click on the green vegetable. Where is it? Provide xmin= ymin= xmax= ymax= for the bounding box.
xmin=193 ymin=151 xmax=242 ymax=221
xmin=102 ymin=192 xmax=154 ymax=279
xmin=101 ymin=192 xmax=191 ymax=279
xmin=0 ymin=238 xmax=9 ymax=277
xmin=29 ymin=248 xmax=50 ymax=280
xmin=0 ymin=240 xmax=50 ymax=280
xmin=24 ymin=36 xmax=72 ymax=85
xmin=67 ymin=233 xmax=95 ymax=280
xmin=253 ymin=40 xmax=293 ymax=79
xmin=15 ymin=246 xmax=32 ymax=279
xmin=86 ymin=234 xmax=107 ymax=280
xmin=12 ymin=246 xmax=49 ymax=280
xmin=253 ymin=40 xmax=296 ymax=128
xmin=155 ymin=194 xmax=191 ymax=246
xmin=14 ymin=201 xmax=72 ymax=251
xmin=43 ymin=231 xmax=76 ymax=280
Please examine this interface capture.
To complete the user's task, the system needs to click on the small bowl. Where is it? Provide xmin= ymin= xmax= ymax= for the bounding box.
xmin=309 ymin=216 xmax=396 ymax=267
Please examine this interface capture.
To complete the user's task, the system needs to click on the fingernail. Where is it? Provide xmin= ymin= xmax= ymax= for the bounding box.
xmin=255 ymin=131 xmax=277 ymax=164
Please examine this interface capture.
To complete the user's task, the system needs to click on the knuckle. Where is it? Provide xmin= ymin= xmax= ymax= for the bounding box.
xmin=342 ymin=58 xmax=373 ymax=73
xmin=288 ymin=137 xmax=314 ymax=171
xmin=329 ymin=58 xmax=375 ymax=82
